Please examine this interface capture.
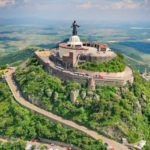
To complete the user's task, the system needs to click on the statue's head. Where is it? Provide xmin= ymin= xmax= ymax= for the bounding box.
xmin=74 ymin=20 xmax=76 ymax=23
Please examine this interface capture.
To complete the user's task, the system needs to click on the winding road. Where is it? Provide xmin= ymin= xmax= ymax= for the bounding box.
xmin=5 ymin=68 xmax=129 ymax=150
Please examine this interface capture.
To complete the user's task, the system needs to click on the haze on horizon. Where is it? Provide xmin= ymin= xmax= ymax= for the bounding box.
xmin=0 ymin=0 xmax=150 ymax=25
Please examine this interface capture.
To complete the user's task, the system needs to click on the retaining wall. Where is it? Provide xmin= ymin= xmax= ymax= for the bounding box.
xmin=35 ymin=51 xmax=134 ymax=87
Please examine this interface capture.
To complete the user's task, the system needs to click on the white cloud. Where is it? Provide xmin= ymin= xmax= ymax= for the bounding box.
xmin=78 ymin=0 xmax=149 ymax=10
xmin=0 ymin=0 xmax=15 ymax=7
xmin=78 ymin=1 xmax=93 ymax=9
xmin=111 ymin=0 xmax=143 ymax=9
xmin=78 ymin=1 xmax=109 ymax=10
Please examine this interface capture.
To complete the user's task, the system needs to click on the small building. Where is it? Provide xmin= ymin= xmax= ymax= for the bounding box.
xmin=99 ymin=44 xmax=111 ymax=52
xmin=62 ymin=52 xmax=77 ymax=67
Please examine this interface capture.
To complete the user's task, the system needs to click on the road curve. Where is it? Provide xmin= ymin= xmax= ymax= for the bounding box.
xmin=5 ymin=69 xmax=129 ymax=150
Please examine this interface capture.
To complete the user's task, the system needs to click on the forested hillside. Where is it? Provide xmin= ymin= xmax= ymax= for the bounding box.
xmin=0 ymin=140 xmax=26 ymax=150
xmin=0 ymin=77 xmax=106 ymax=150
xmin=15 ymin=58 xmax=150 ymax=149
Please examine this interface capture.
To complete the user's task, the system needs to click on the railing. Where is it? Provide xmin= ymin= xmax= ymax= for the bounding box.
xmin=59 ymin=43 xmax=88 ymax=50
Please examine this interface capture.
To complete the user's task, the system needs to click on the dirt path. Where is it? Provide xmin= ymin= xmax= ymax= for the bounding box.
xmin=5 ymin=69 xmax=129 ymax=150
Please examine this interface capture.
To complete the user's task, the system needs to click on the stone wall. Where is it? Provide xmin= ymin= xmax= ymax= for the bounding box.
xmin=35 ymin=51 xmax=134 ymax=87
xmin=46 ymin=63 xmax=130 ymax=86
xmin=47 ymin=65 xmax=87 ymax=84
xmin=79 ymin=54 xmax=116 ymax=63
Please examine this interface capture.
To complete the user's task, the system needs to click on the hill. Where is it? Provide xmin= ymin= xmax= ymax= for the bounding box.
xmin=0 ymin=75 xmax=106 ymax=150
xmin=14 ymin=57 xmax=150 ymax=149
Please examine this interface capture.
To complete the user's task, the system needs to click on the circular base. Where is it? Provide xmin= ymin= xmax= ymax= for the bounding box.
xmin=68 ymin=36 xmax=83 ymax=47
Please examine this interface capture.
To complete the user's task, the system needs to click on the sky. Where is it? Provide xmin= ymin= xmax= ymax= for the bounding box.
xmin=0 ymin=0 xmax=150 ymax=24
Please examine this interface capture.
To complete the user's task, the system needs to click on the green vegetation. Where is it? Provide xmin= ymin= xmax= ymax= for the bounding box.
xmin=79 ymin=53 xmax=126 ymax=72
xmin=0 ymin=78 xmax=106 ymax=150
xmin=1 ymin=24 xmax=150 ymax=149
xmin=0 ymin=140 xmax=26 ymax=150
xmin=0 ymin=47 xmax=37 ymax=66
xmin=110 ymin=43 xmax=150 ymax=72
xmin=15 ymin=58 xmax=150 ymax=149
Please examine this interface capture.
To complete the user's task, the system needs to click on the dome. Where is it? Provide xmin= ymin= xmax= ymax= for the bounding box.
xmin=68 ymin=35 xmax=83 ymax=47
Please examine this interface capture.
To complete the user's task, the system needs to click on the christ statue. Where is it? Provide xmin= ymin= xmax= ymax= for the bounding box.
xmin=71 ymin=20 xmax=80 ymax=35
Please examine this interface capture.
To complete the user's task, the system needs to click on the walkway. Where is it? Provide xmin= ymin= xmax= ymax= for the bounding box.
xmin=5 ymin=68 xmax=129 ymax=150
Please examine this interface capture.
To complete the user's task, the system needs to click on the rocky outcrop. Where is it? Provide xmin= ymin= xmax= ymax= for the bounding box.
xmin=80 ymin=91 xmax=86 ymax=99
xmin=45 ymin=89 xmax=53 ymax=98
xmin=88 ymin=78 xmax=95 ymax=91
xmin=93 ymin=93 xmax=100 ymax=101
xmin=135 ymin=100 xmax=141 ymax=112
xmin=52 ymin=91 xmax=58 ymax=101
xmin=141 ymin=93 xmax=147 ymax=101
xmin=70 ymin=90 xmax=79 ymax=104
xmin=87 ymin=91 xmax=94 ymax=97
xmin=27 ymin=94 xmax=40 ymax=105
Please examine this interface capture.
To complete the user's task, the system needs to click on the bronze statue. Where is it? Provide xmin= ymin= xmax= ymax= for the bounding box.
xmin=71 ymin=20 xmax=80 ymax=35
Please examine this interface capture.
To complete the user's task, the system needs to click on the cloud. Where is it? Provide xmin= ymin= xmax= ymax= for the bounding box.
xmin=78 ymin=1 xmax=109 ymax=10
xmin=78 ymin=0 xmax=149 ymax=10
xmin=111 ymin=0 xmax=145 ymax=9
xmin=0 ymin=0 xmax=15 ymax=7
xmin=78 ymin=1 xmax=93 ymax=9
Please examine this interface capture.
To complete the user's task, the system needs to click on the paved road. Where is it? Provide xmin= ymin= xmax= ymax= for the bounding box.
xmin=5 ymin=69 xmax=129 ymax=150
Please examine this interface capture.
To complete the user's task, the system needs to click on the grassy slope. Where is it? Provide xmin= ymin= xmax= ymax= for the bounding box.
xmin=79 ymin=54 xmax=125 ymax=72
